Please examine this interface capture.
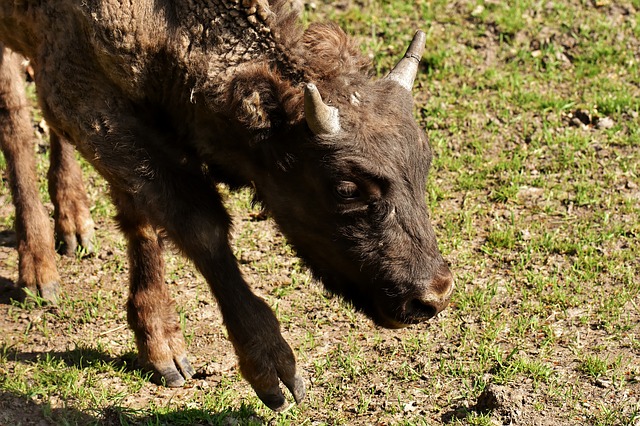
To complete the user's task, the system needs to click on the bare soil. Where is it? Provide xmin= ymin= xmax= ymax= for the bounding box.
xmin=1 ymin=0 xmax=640 ymax=425
xmin=1 ymin=188 xmax=638 ymax=425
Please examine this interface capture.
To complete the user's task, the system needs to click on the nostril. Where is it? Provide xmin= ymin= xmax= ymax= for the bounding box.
xmin=398 ymin=265 xmax=454 ymax=323
xmin=407 ymin=298 xmax=439 ymax=320
xmin=432 ymin=266 xmax=454 ymax=297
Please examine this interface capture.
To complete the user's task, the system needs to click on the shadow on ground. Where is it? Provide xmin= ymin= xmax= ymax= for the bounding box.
xmin=0 ymin=390 xmax=263 ymax=426
xmin=3 ymin=345 xmax=130 ymax=371
xmin=0 ymin=275 xmax=25 ymax=305
xmin=0 ymin=229 xmax=17 ymax=248
xmin=1 ymin=346 xmax=264 ymax=425
xmin=0 ymin=391 xmax=96 ymax=426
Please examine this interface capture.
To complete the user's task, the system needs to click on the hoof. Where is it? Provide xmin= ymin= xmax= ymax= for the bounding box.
xmin=57 ymin=231 xmax=95 ymax=257
xmin=145 ymin=356 xmax=195 ymax=388
xmin=37 ymin=282 xmax=60 ymax=304
xmin=22 ymin=282 xmax=60 ymax=305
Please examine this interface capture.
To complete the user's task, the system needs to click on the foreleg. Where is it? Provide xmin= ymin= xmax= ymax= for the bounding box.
xmin=135 ymin=169 xmax=305 ymax=410
xmin=112 ymin=189 xmax=195 ymax=387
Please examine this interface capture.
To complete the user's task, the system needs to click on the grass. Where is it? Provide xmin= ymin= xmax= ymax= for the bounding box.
xmin=1 ymin=0 xmax=639 ymax=425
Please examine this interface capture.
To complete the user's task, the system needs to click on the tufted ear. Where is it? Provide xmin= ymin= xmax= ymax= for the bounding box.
xmin=237 ymin=89 xmax=272 ymax=129
xmin=302 ymin=23 xmax=370 ymax=78
xmin=227 ymin=66 xmax=289 ymax=131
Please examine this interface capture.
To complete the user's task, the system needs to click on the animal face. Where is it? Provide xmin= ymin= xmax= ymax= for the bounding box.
xmin=261 ymin=79 xmax=453 ymax=328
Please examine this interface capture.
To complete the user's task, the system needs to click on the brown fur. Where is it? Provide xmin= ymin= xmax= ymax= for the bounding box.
xmin=0 ymin=0 xmax=453 ymax=410
xmin=48 ymin=131 xmax=95 ymax=256
xmin=0 ymin=45 xmax=94 ymax=301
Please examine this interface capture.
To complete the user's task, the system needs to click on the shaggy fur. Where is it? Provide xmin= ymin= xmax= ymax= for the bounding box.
xmin=0 ymin=0 xmax=453 ymax=410
xmin=0 ymin=45 xmax=94 ymax=301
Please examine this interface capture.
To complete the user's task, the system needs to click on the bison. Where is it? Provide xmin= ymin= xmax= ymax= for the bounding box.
xmin=0 ymin=0 xmax=453 ymax=410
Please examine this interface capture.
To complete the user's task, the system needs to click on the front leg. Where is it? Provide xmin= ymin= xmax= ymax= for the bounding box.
xmin=226 ymin=289 xmax=306 ymax=410
xmin=133 ymin=168 xmax=305 ymax=410
xmin=199 ymin=247 xmax=306 ymax=411
xmin=112 ymin=189 xmax=194 ymax=387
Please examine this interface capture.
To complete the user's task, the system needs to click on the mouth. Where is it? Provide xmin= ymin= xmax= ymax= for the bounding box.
xmin=370 ymin=300 xmax=442 ymax=329
xmin=371 ymin=313 xmax=412 ymax=329
xmin=320 ymin=275 xmax=442 ymax=329
xmin=308 ymin=255 xmax=451 ymax=328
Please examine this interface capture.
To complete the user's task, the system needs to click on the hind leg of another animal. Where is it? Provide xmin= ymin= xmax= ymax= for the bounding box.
xmin=0 ymin=45 xmax=60 ymax=302
xmin=48 ymin=130 xmax=95 ymax=256
xmin=113 ymin=190 xmax=195 ymax=387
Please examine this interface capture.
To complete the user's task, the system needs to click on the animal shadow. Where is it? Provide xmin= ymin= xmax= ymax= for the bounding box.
xmin=0 ymin=388 xmax=263 ymax=425
xmin=3 ymin=345 xmax=133 ymax=373
xmin=2 ymin=346 xmax=265 ymax=425
xmin=0 ymin=390 xmax=97 ymax=426
xmin=0 ymin=229 xmax=17 ymax=248
xmin=0 ymin=275 xmax=25 ymax=305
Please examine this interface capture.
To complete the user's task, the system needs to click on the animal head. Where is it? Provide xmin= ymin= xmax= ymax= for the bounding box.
xmin=255 ymin=30 xmax=453 ymax=328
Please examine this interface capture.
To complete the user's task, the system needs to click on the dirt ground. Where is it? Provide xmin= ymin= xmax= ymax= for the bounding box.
xmin=1 ymin=188 xmax=638 ymax=425
xmin=1 ymin=0 xmax=640 ymax=425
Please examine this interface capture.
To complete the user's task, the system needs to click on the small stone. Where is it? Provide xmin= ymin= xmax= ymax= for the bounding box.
xmin=476 ymin=385 xmax=505 ymax=411
xmin=38 ymin=119 xmax=49 ymax=134
xmin=596 ymin=116 xmax=614 ymax=129
xmin=403 ymin=401 xmax=417 ymax=412
xmin=471 ymin=5 xmax=485 ymax=16
xmin=518 ymin=186 xmax=544 ymax=199
xmin=556 ymin=51 xmax=571 ymax=65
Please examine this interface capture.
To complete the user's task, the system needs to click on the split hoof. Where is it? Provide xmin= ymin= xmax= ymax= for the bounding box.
xmin=255 ymin=374 xmax=306 ymax=411
xmin=146 ymin=355 xmax=195 ymax=388
xmin=37 ymin=281 xmax=60 ymax=304
xmin=56 ymin=230 xmax=95 ymax=257
xmin=22 ymin=281 xmax=60 ymax=305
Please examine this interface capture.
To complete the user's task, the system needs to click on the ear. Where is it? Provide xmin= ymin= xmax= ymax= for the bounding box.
xmin=227 ymin=66 xmax=290 ymax=131
xmin=238 ymin=88 xmax=271 ymax=129
xmin=303 ymin=23 xmax=370 ymax=77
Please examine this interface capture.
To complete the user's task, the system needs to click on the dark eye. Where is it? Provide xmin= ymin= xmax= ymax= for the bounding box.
xmin=335 ymin=181 xmax=361 ymax=200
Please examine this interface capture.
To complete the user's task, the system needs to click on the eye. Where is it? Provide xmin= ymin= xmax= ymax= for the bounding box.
xmin=335 ymin=181 xmax=361 ymax=200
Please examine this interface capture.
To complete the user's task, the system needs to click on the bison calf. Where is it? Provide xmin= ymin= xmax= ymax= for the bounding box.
xmin=0 ymin=0 xmax=453 ymax=410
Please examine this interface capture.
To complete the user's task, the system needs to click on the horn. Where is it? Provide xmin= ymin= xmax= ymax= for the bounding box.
xmin=385 ymin=30 xmax=426 ymax=92
xmin=304 ymin=83 xmax=340 ymax=135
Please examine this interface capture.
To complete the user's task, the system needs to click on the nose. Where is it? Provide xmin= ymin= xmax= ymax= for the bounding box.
xmin=405 ymin=264 xmax=454 ymax=320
